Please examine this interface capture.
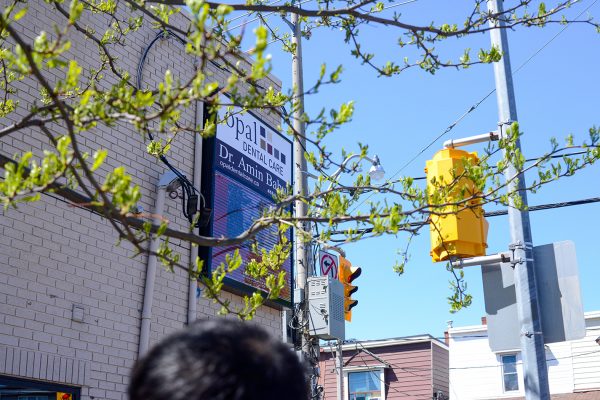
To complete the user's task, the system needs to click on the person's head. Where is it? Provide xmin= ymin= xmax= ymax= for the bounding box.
xmin=129 ymin=318 xmax=308 ymax=400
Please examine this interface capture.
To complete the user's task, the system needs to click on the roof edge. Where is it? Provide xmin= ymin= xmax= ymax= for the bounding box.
xmin=448 ymin=310 xmax=600 ymax=335
xmin=322 ymin=334 xmax=447 ymax=352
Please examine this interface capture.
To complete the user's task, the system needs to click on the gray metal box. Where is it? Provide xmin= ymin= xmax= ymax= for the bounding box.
xmin=307 ymin=276 xmax=345 ymax=340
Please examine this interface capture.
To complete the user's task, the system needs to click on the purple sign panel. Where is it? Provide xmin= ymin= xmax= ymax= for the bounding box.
xmin=211 ymin=172 xmax=292 ymax=302
xmin=206 ymin=104 xmax=293 ymax=304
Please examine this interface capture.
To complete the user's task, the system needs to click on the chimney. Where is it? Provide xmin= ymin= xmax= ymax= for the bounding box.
xmin=481 ymin=316 xmax=487 ymax=326
xmin=444 ymin=331 xmax=450 ymax=346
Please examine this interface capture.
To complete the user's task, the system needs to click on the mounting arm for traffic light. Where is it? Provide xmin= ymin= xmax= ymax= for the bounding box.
xmin=338 ymin=256 xmax=362 ymax=322
xmin=425 ymin=148 xmax=489 ymax=262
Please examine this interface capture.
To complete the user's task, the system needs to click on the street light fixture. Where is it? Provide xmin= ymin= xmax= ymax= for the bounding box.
xmin=302 ymin=154 xmax=385 ymax=185
xmin=368 ymin=155 xmax=385 ymax=182
xmin=327 ymin=154 xmax=386 ymax=190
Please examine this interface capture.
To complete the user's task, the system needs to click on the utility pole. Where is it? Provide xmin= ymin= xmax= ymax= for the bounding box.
xmin=291 ymin=12 xmax=308 ymax=300
xmin=487 ymin=1 xmax=550 ymax=399
xmin=291 ymin=7 xmax=318 ymax=393
xmin=336 ymin=339 xmax=344 ymax=400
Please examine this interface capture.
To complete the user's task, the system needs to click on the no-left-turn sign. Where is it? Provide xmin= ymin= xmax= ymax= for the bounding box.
xmin=319 ymin=251 xmax=339 ymax=279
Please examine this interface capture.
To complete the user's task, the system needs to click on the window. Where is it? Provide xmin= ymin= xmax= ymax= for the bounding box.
xmin=347 ymin=369 xmax=385 ymax=400
xmin=501 ymin=354 xmax=519 ymax=392
xmin=0 ymin=376 xmax=79 ymax=400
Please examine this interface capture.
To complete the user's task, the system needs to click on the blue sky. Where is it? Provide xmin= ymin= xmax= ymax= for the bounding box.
xmin=227 ymin=0 xmax=600 ymax=340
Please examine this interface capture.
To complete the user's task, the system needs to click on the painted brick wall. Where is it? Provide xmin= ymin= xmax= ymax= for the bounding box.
xmin=0 ymin=2 xmax=284 ymax=399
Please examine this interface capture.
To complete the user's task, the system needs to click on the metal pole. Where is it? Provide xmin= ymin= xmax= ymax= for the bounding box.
xmin=487 ymin=1 xmax=550 ymax=399
xmin=138 ymin=185 xmax=167 ymax=357
xmin=291 ymin=6 xmax=317 ymax=384
xmin=336 ymin=340 xmax=344 ymax=400
xmin=188 ymin=98 xmax=204 ymax=325
xmin=292 ymin=11 xmax=308 ymax=296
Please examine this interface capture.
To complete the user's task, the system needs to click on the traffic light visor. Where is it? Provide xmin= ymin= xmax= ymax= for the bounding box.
xmin=346 ymin=266 xmax=361 ymax=283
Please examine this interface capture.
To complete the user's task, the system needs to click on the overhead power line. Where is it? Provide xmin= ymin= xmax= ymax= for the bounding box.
xmin=325 ymin=195 xmax=600 ymax=240
xmin=348 ymin=0 xmax=599 ymax=213
xmin=409 ymin=150 xmax=591 ymax=181
xmin=370 ymin=0 xmax=419 ymax=13
xmin=226 ymin=0 xmax=312 ymax=33
xmin=449 ymin=349 xmax=600 ymax=371
xmin=387 ymin=0 xmax=600 ymax=182
xmin=240 ymin=0 xmax=419 ymax=52
xmin=484 ymin=196 xmax=600 ymax=217
xmin=325 ymin=338 xmax=600 ymax=392
xmin=225 ymin=0 xmax=283 ymax=24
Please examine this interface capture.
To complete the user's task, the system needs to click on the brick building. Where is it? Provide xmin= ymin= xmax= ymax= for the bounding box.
xmin=319 ymin=336 xmax=449 ymax=400
xmin=0 ymin=2 xmax=286 ymax=399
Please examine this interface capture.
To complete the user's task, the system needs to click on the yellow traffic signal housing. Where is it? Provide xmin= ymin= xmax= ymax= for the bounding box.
xmin=425 ymin=148 xmax=489 ymax=262
xmin=338 ymin=257 xmax=362 ymax=322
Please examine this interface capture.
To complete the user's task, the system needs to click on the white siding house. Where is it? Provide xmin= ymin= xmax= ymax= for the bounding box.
xmin=448 ymin=312 xmax=600 ymax=400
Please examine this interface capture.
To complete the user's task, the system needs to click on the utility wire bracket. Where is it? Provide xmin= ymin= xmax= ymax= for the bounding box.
xmin=508 ymin=240 xmax=524 ymax=251
xmin=497 ymin=120 xmax=515 ymax=139
xmin=508 ymin=241 xmax=526 ymax=267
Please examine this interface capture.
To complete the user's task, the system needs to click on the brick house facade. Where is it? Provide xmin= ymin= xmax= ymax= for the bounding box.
xmin=319 ymin=336 xmax=449 ymax=400
xmin=0 ymin=2 xmax=285 ymax=399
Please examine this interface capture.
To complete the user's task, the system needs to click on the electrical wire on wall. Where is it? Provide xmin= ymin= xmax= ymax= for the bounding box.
xmin=137 ymin=28 xmax=313 ymax=363
xmin=136 ymin=30 xmax=206 ymax=227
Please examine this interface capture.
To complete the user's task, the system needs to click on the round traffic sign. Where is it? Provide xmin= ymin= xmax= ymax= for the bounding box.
xmin=320 ymin=253 xmax=338 ymax=279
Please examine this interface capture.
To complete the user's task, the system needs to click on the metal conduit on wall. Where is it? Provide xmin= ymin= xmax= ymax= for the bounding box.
xmin=136 ymin=31 xmax=202 ymax=357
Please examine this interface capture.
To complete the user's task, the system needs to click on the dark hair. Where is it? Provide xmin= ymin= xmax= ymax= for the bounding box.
xmin=129 ymin=318 xmax=308 ymax=400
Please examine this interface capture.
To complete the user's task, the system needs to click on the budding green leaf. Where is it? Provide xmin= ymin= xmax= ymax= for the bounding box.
xmin=157 ymin=221 xmax=168 ymax=236
xmin=69 ymin=0 xmax=84 ymax=23
xmin=66 ymin=60 xmax=82 ymax=88
xmin=216 ymin=4 xmax=233 ymax=15
xmin=254 ymin=25 xmax=268 ymax=53
xmin=14 ymin=7 xmax=28 ymax=21
xmin=91 ymin=149 xmax=108 ymax=171
xmin=334 ymin=101 xmax=354 ymax=124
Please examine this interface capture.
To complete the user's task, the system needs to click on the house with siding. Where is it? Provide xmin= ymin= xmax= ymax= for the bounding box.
xmin=0 ymin=2 xmax=286 ymax=399
xmin=319 ymin=335 xmax=449 ymax=400
xmin=448 ymin=311 xmax=600 ymax=400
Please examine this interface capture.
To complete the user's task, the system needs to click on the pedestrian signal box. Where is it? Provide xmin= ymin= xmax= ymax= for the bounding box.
xmin=425 ymin=148 xmax=488 ymax=262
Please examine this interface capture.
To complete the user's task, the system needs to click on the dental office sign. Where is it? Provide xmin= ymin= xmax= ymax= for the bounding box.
xmin=205 ymin=102 xmax=293 ymax=306
xmin=216 ymin=108 xmax=292 ymax=197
